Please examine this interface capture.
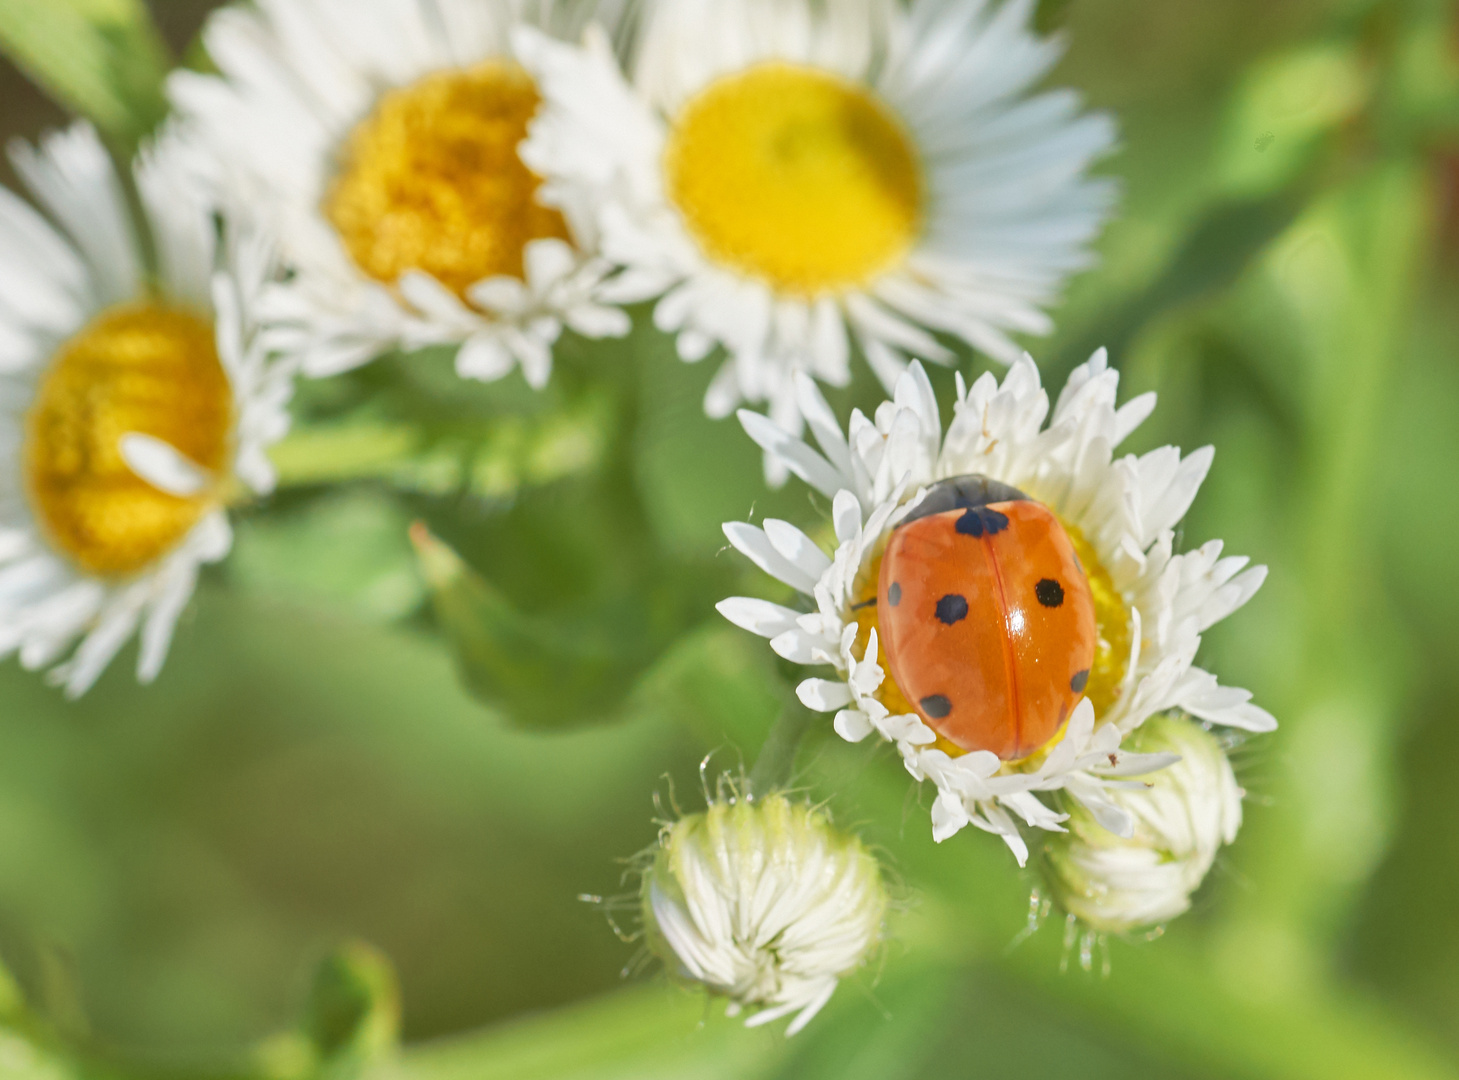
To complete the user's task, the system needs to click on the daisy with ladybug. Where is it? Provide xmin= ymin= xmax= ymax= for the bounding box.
xmin=717 ymin=350 xmax=1274 ymax=864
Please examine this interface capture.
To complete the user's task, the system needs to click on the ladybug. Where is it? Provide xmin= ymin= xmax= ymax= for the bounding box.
xmin=875 ymin=475 xmax=1096 ymax=761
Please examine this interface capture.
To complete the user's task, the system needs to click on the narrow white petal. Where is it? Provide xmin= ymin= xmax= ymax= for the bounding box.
xmin=120 ymin=434 xmax=212 ymax=497
xmin=716 ymin=597 xmax=802 ymax=639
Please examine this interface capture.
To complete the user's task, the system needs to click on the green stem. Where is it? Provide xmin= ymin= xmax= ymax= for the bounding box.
xmin=267 ymin=424 xmax=424 ymax=488
xmin=747 ymin=705 xmax=814 ymax=797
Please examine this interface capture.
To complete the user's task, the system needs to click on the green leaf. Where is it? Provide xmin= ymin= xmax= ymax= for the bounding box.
xmin=0 ymin=956 xmax=91 ymax=1080
xmin=1216 ymin=43 xmax=1370 ymax=197
xmin=1204 ymin=164 xmax=1432 ymax=980
xmin=629 ymin=624 xmax=791 ymax=756
xmin=1054 ymin=191 xmax=1306 ymax=373
xmin=0 ymin=0 xmax=169 ymax=151
xmin=766 ymin=962 xmax=959 ymax=1080
xmin=229 ymin=492 xmax=425 ymax=623
xmin=255 ymin=945 xmax=400 ymax=1080
xmin=305 ymin=945 xmax=400 ymax=1079
xmin=412 ymin=524 xmax=690 ymax=730
xmin=389 ymin=984 xmax=789 ymax=1080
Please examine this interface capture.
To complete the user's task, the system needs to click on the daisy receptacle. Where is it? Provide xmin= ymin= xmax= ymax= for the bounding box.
xmin=0 ymin=123 xmax=292 ymax=696
xmin=641 ymin=790 xmax=887 ymax=1036
xmin=520 ymin=0 xmax=1117 ymax=445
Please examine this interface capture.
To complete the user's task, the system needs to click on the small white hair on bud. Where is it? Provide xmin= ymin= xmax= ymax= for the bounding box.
xmin=641 ymin=792 xmax=887 ymax=1035
xmin=1039 ymin=713 xmax=1243 ymax=935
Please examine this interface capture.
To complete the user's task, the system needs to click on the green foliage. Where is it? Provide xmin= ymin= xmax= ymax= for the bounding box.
xmin=0 ymin=0 xmax=168 ymax=151
xmin=251 ymin=946 xmax=399 ymax=1080
xmin=230 ymin=493 xmax=425 ymax=623
xmin=413 ymin=522 xmax=665 ymax=729
xmin=1 ymin=0 xmax=1459 ymax=1077
xmin=301 ymin=946 xmax=399 ymax=1080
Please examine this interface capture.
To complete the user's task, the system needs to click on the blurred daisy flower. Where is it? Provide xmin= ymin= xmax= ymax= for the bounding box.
xmin=0 ymin=123 xmax=292 ymax=697
xmin=716 ymin=352 xmax=1274 ymax=863
xmin=168 ymin=0 xmax=635 ymax=386
xmin=641 ymin=789 xmax=887 ymax=1035
xmin=1039 ymin=712 xmax=1244 ymax=934
xmin=518 ymin=0 xmax=1116 ymax=447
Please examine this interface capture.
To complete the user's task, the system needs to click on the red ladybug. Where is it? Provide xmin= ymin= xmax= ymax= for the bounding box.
xmin=875 ymin=476 xmax=1096 ymax=761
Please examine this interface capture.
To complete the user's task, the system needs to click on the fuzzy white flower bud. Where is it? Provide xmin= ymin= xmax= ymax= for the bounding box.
xmin=1040 ymin=714 xmax=1243 ymax=933
xmin=642 ymin=793 xmax=887 ymax=1035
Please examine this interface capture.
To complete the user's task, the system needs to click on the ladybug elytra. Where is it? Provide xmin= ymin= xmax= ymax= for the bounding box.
xmin=875 ymin=475 xmax=1097 ymax=761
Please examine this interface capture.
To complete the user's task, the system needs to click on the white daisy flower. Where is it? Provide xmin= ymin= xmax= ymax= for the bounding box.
xmin=0 ymin=123 xmax=293 ymax=697
xmin=716 ymin=352 xmax=1274 ymax=864
xmin=1040 ymin=712 xmax=1244 ymax=933
xmin=642 ymin=791 xmax=886 ymax=1036
xmin=517 ymin=0 xmax=1116 ymax=445
xmin=167 ymin=0 xmax=636 ymax=387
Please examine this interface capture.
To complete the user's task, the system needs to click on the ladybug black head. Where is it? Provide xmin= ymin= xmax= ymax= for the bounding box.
xmin=900 ymin=474 xmax=1028 ymax=527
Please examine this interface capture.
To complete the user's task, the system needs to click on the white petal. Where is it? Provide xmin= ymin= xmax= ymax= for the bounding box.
xmin=762 ymin=519 xmax=833 ymax=581
xmin=833 ymin=709 xmax=876 ymax=742
xmin=737 ymin=410 xmax=845 ymax=500
xmin=716 ymin=597 xmax=802 ymax=639
xmin=120 ymin=434 xmax=212 ymax=497
xmin=137 ymin=563 xmax=199 ymax=682
xmin=456 ymin=334 xmax=516 ymax=382
xmin=797 ymin=678 xmax=854 ymax=712
xmin=523 ymin=237 xmax=577 ymax=287
xmin=723 ymin=521 xmax=820 ymax=594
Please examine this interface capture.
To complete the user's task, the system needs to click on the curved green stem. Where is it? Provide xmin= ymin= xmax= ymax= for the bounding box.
xmin=747 ymin=705 xmax=815 ymax=797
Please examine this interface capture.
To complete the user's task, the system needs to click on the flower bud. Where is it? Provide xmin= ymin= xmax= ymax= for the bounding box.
xmin=1040 ymin=714 xmax=1243 ymax=934
xmin=642 ymin=792 xmax=887 ymax=1035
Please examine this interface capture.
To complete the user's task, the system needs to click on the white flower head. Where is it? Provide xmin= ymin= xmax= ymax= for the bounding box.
xmin=717 ymin=352 xmax=1274 ymax=864
xmin=168 ymin=0 xmax=636 ymax=387
xmin=1039 ymin=713 xmax=1244 ymax=933
xmin=519 ymin=0 xmax=1116 ymax=451
xmin=0 ymin=123 xmax=294 ymax=697
xmin=642 ymin=790 xmax=887 ymax=1036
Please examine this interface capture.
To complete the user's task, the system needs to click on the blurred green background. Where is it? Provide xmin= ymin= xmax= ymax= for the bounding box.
xmin=1 ymin=0 xmax=1458 ymax=1078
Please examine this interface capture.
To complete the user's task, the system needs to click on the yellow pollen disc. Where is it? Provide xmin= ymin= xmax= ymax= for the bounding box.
xmin=664 ymin=62 xmax=924 ymax=295
xmin=24 ymin=304 xmax=232 ymax=579
xmin=850 ymin=516 xmax=1132 ymax=763
xmin=1062 ymin=523 xmax=1132 ymax=719
xmin=323 ymin=60 xmax=570 ymax=299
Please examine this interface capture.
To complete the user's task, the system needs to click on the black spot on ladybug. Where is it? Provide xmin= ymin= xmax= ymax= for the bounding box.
xmin=935 ymin=594 xmax=968 ymax=624
xmin=1035 ymin=578 xmax=1064 ymax=607
xmin=887 ymin=582 xmax=902 ymax=607
xmin=919 ymin=694 xmax=952 ymax=719
xmin=1070 ymin=669 xmax=1090 ymax=693
xmin=955 ymin=506 xmax=1010 ymax=537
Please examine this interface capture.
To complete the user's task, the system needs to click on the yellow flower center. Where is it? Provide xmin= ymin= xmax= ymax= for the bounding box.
xmin=323 ymin=60 xmax=570 ymax=299
xmin=24 ymin=303 xmax=233 ymax=579
xmin=1062 ymin=523 xmax=1132 ymax=719
xmin=664 ymin=62 xmax=924 ymax=296
xmin=851 ymin=516 xmax=1132 ymax=762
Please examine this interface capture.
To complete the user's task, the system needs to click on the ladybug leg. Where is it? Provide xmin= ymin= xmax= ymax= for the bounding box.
xmin=850 ymin=597 xmax=878 ymax=611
